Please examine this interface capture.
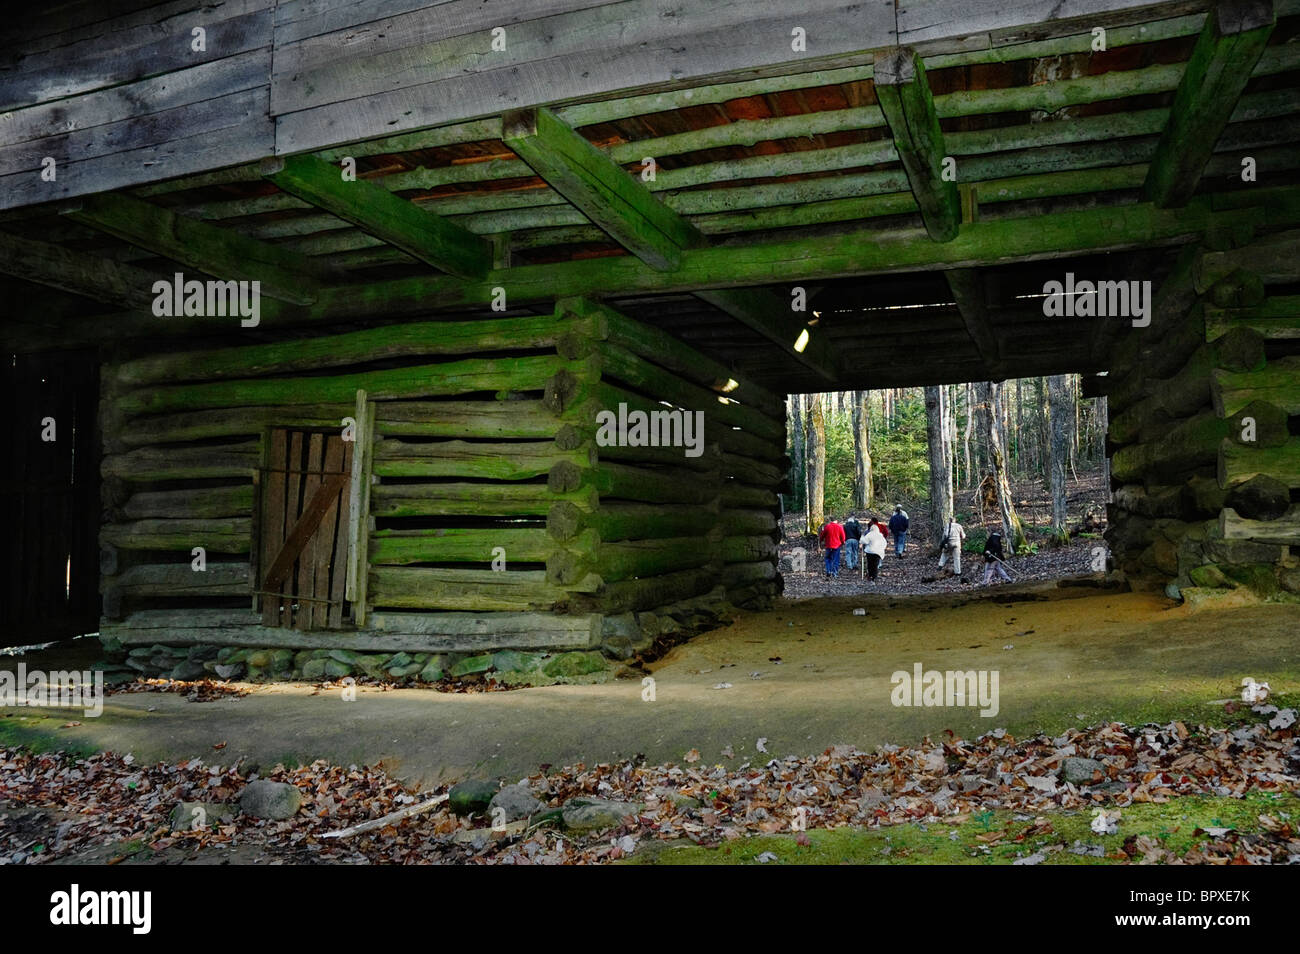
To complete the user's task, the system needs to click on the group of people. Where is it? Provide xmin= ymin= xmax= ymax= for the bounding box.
xmin=817 ymin=505 xmax=910 ymax=581
xmin=818 ymin=509 xmax=1014 ymax=586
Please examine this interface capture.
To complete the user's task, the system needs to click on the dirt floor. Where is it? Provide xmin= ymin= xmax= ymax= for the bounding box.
xmin=3 ymin=582 xmax=1295 ymax=788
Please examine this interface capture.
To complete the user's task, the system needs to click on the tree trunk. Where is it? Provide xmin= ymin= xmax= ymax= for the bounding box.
xmin=1047 ymin=373 xmax=1071 ymax=543
xmin=852 ymin=390 xmax=872 ymax=510
xmin=789 ymin=393 xmax=805 ymax=512
xmin=805 ymin=393 xmax=825 ymax=534
xmin=962 ymin=381 xmax=973 ymax=482
xmin=977 ymin=380 xmax=1028 ymax=552
xmin=925 ymin=385 xmax=953 ymax=533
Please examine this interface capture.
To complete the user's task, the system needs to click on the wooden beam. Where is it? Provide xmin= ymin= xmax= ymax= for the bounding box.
xmin=306 ymin=189 xmax=1299 ymax=319
xmin=1143 ymin=0 xmax=1275 ymax=208
xmin=63 ymin=192 xmax=332 ymax=305
xmin=261 ymin=154 xmax=492 ymax=279
xmin=945 ymin=268 xmax=1003 ymax=377
xmin=873 ymin=48 xmax=960 ymax=242
xmin=502 ymin=106 xmax=702 ymax=271
xmin=695 ymin=288 xmax=838 ymax=382
xmin=0 ymin=229 xmax=168 ymax=310
xmin=502 ymin=107 xmax=837 ymax=379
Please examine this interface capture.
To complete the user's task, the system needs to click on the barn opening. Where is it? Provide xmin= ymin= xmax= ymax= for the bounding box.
xmin=2 ymin=0 xmax=1298 ymax=679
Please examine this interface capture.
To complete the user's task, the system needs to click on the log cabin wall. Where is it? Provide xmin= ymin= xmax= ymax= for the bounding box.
xmin=1103 ymin=230 xmax=1300 ymax=601
xmin=95 ymin=298 xmax=786 ymax=665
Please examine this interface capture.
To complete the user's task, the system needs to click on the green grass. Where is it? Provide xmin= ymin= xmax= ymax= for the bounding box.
xmin=628 ymin=791 xmax=1300 ymax=865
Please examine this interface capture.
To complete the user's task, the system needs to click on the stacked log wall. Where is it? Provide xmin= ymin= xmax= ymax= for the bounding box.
xmin=97 ymin=308 xmax=610 ymax=654
xmin=1104 ymin=229 xmax=1300 ymax=600
xmin=95 ymin=298 xmax=788 ymax=663
xmin=544 ymin=298 xmax=787 ymax=657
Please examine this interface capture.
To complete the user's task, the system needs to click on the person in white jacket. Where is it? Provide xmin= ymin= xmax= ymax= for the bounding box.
xmin=937 ymin=517 xmax=966 ymax=577
xmin=862 ymin=524 xmax=886 ymax=581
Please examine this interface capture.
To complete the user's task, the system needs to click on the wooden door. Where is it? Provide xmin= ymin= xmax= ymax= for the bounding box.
xmin=259 ymin=428 xmax=353 ymax=629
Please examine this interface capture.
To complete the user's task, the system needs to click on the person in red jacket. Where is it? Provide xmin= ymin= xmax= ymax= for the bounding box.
xmin=819 ymin=518 xmax=846 ymax=578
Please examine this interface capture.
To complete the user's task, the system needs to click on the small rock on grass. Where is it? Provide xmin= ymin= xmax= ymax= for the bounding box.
xmin=238 ymin=780 xmax=302 ymax=820
xmin=489 ymin=784 xmax=545 ymax=822
xmin=560 ymin=796 xmax=644 ymax=833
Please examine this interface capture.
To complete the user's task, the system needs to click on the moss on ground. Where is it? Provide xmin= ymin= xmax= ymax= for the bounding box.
xmin=628 ymin=791 xmax=1300 ymax=865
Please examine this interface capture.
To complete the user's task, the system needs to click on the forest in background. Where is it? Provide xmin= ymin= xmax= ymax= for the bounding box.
xmin=787 ymin=376 xmax=1110 ymax=554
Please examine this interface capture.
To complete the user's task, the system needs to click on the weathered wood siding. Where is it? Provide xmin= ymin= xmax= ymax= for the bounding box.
xmin=1 ymin=0 xmax=1212 ymax=210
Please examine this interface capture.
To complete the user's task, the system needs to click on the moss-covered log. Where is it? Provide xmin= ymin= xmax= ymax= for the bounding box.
xmin=120 ymin=406 xmax=351 ymax=446
xmin=1112 ymin=404 xmax=1288 ymax=482
xmin=102 ymin=442 xmax=259 ymax=481
xmin=372 ymin=438 xmax=593 ymax=480
xmin=547 ymin=502 xmax=719 ymax=542
xmin=121 ymin=485 xmax=253 ymax=520
xmin=548 ymin=460 xmax=717 ymax=504
xmin=575 ymin=384 xmax=783 ymax=460
xmin=1219 ymin=504 xmax=1300 ymax=545
xmin=369 ymin=483 xmax=597 ymax=518
xmin=557 ymin=297 xmax=783 ymax=415
xmin=547 ymin=535 xmax=712 ymax=585
xmin=101 ymin=561 xmax=250 ymax=596
xmin=582 ymin=567 xmax=721 ymax=614
xmin=1218 ymin=437 xmax=1300 ymax=489
xmin=118 ymin=355 xmax=569 ymax=417
xmin=1109 ymin=327 xmax=1265 ymax=442
xmin=590 ymin=342 xmax=784 ymax=441
xmin=368 ymin=567 xmax=597 ymax=611
xmin=100 ymin=519 xmax=251 ymax=552
xmin=1204 ymin=296 xmax=1300 ymax=341
xmin=719 ymin=508 xmax=778 ymax=536
xmin=1212 ymin=355 xmax=1300 ymax=417
xmin=110 ymin=315 xmax=589 ymax=387
xmin=103 ymin=609 xmax=601 ymax=652
xmin=368 ymin=527 xmax=581 ymax=565
xmin=719 ymin=535 xmax=779 ymax=563
xmin=720 ymin=482 xmax=780 ymax=509
xmin=1195 ymin=232 xmax=1300 ymax=292
xmin=376 ymin=400 xmax=561 ymax=439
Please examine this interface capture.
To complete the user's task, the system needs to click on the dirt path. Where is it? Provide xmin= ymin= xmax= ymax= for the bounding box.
xmin=3 ymin=585 xmax=1297 ymax=787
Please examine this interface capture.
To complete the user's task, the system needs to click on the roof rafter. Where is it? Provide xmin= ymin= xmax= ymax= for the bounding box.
xmin=502 ymin=104 xmax=837 ymax=380
xmin=945 ymin=268 xmax=1005 ymax=379
xmin=62 ymin=192 xmax=332 ymax=305
xmin=0 ymin=229 xmax=170 ymax=312
xmin=1142 ymin=0 xmax=1275 ymax=208
xmin=260 ymin=155 xmax=493 ymax=279
xmin=873 ymin=48 xmax=960 ymax=242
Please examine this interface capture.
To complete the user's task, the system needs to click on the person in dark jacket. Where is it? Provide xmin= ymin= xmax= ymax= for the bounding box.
xmin=842 ymin=513 xmax=862 ymax=571
xmin=888 ymin=505 xmax=909 ymax=558
xmin=983 ymin=528 xmax=1012 ymax=584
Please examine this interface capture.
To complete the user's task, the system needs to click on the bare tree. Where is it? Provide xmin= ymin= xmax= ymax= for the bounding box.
xmin=976 ymin=380 xmax=1028 ymax=551
xmin=788 ymin=394 xmax=805 ymax=512
xmin=1047 ymin=374 xmax=1071 ymax=543
xmin=852 ymin=390 xmax=872 ymax=509
xmin=805 ymin=393 xmax=825 ymax=534
xmin=925 ymin=385 xmax=953 ymax=535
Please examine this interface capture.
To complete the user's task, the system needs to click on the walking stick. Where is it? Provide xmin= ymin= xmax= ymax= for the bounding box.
xmin=989 ymin=553 xmax=1018 ymax=578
